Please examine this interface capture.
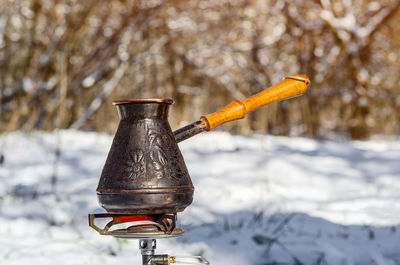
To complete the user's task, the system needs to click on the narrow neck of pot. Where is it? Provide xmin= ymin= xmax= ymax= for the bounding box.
xmin=113 ymin=99 xmax=173 ymax=121
xmin=112 ymin=98 xmax=203 ymax=144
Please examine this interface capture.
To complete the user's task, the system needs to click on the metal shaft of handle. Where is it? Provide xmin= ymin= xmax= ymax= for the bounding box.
xmin=174 ymin=119 xmax=208 ymax=143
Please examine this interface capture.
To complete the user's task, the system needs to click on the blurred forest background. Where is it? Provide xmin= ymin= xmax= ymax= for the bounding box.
xmin=1 ymin=0 xmax=400 ymax=139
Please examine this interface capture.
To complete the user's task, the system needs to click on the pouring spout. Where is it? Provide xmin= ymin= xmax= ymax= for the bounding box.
xmin=173 ymin=74 xmax=310 ymax=143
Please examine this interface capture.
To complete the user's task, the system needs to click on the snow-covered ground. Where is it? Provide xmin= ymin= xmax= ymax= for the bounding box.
xmin=0 ymin=130 xmax=399 ymax=265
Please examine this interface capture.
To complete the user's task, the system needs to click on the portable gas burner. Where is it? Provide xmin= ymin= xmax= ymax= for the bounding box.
xmin=88 ymin=75 xmax=310 ymax=265
xmin=89 ymin=212 xmax=207 ymax=265
xmin=88 ymin=213 xmax=183 ymax=238
xmin=89 ymin=213 xmax=207 ymax=265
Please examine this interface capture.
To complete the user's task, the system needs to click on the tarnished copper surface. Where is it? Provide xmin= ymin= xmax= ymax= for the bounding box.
xmin=112 ymin=98 xmax=174 ymax=105
xmin=97 ymin=99 xmax=193 ymax=214
xmin=97 ymin=187 xmax=194 ymax=194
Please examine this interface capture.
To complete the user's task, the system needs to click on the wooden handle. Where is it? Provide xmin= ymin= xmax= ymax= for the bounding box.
xmin=201 ymin=74 xmax=310 ymax=130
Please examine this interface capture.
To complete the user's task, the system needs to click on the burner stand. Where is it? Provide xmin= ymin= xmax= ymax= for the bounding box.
xmin=88 ymin=213 xmax=209 ymax=264
xmin=138 ymin=239 xmax=209 ymax=265
xmin=139 ymin=239 xmax=171 ymax=265
xmin=88 ymin=213 xmax=184 ymax=238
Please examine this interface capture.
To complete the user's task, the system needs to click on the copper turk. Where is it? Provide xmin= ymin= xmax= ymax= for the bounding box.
xmin=96 ymin=75 xmax=310 ymax=215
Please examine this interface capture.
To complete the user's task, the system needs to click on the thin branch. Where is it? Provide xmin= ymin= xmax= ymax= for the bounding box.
xmin=355 ymin=0 xmax=400 ymax=39
xmin=283 ymin=2 xmax=325 ymax=31
xmin=70 ymin=60 xmax=129 ymax=129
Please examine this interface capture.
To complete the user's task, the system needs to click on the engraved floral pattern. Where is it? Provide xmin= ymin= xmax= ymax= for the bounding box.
xmin=167 ymin=133 xmax=188 ymax=182
xmin=124 ymin=149 xmax=145 ymax=180
xmin=149 ymin=130 xmax=168 ymax=179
